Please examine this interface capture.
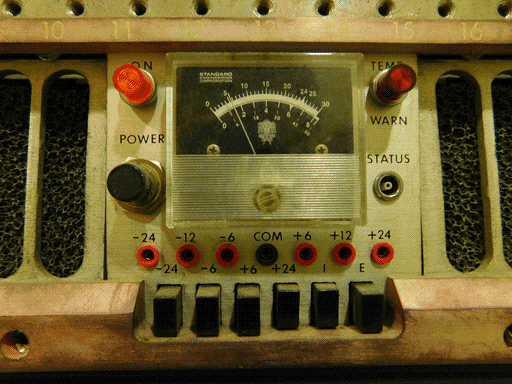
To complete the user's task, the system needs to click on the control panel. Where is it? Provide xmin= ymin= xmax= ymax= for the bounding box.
xmin=106 ymin=52 xmax=420 ymax=340
xmin=3 ymin=0 xmax=512 ymax=370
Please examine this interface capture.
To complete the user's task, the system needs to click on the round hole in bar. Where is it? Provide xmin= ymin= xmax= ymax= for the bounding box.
xmin=498 ymin=2 xmax=512 ymax=17
xmin=256 ymin=0 xmax=272 ymax=16
xmin=377 ymin=0 xmax=393 ymax=16
xmin=67 ymin=0 xmax=84 ymax=16
xmin=3 ymin=1 xmax=21 ymax=16
xmin=437 ymin=1 xmax=453 ymax=17
xmin=195 ymin=0 xmax=209 ymax=15
xmin=131 ymin=1 xmax=147 ymax=16
xmin=505 ymin=325 xmax=512 ymax=347
xmin=1 ymin=330 xmax=29 ymax=360
xmin=317 ymin=0 xmax=333 ymax=16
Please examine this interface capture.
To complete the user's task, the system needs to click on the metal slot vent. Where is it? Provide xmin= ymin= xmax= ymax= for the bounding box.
xmin=41 ymin=75 xmax=89 ymax=277
xmin=0 ymin=75 xmax=30 ymax=278
xmin=491 ymin=74 xmax=512 ymax=269
xmin=436 ymin=74 xmax=485 ymax=272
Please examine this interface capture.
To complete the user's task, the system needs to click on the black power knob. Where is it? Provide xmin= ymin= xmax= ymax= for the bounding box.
xmin=106 ymin=159 xmax=165 ymax=213
xmin=107 ymin=163 xmax=151 ymax=203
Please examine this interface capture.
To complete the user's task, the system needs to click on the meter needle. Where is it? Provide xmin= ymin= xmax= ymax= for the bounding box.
xmin=227 ymin=94 xmax=256 ymax=154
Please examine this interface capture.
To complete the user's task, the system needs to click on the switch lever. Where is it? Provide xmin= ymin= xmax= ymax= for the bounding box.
xmin=153 ymin=285 xmax=182 ymax=337
xmin=350 ymin=282 xmax=384 ymax=334
xmin=195 ymin=284 xmax=221 ymax=337
xmin=235 ymin=284 xmax=260 ymax=336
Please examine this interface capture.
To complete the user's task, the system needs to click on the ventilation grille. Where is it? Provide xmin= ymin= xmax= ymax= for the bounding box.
xmin=41 ymin=78 xmax=89 ymax=278
xmin=492 ymin=76 xmax=512 ymax=269
xmin=436 ymin=76 xmax=485 ymax=272
xmin=0 ymin=78 xmax=30 ymax=278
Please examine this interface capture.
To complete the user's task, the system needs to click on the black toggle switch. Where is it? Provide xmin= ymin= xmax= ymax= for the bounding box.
xmin=350 ymin=282 xmax=384 ymax=334
xmin=106 ymin=159 xmax=165 ymax=213
xmin=235 ymin=284 xmax=260 ymax=336
xmin=107 ymin=163 xmax=150 ymax=203
xmin=311 ymin=283 xmax=339 ymax=329
xmin=273 ymin=283 xmax=300 ymax=330
xmin=195 ymin=284 xmax=221 ymax=337
xmin=153 ymin=285 xmax=183 ymax=337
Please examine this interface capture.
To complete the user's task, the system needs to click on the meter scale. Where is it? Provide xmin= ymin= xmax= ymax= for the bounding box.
xmin=175 ymin=66 xmax=355 ymax=155
xmin=212 ymin=90 xmax=321 ymax=121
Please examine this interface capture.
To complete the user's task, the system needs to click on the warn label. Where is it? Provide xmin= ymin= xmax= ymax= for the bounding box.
xmin=369 ymin=116 xmax=408 ymax=125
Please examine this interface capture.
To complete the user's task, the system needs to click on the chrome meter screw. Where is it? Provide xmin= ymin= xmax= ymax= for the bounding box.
xmin=254 ymin=185 xmax=281 ymax=213
xmin=315 ymin=144 xmax=328 ymax=154
xmin=207 ymin=144 xmax=220 ymax=155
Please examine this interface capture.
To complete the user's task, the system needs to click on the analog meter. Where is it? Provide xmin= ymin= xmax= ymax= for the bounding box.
xmin=167 ymin=53 xmax=365 ymax=227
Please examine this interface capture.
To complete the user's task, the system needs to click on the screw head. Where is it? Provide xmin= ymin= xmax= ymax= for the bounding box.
xmin=207 ymin=144 xmax=220 ymax=155
xmin=254 ymin=185 xmax=281 ymax=213
xmin=315 ymin=144 xmax=328 ymax=154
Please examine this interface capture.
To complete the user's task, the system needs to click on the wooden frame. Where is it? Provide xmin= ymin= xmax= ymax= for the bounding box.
xmin=1 ymin=278 xmax=512 ymax=370
xmin=0 ymin=18 xmax=511 ymax=54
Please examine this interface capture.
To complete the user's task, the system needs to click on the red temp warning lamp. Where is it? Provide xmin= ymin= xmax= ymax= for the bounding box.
xmin=112 ymin=64 xmax=156 ymax=106
xmin=372 ymin=64 xmax=417 ymax=105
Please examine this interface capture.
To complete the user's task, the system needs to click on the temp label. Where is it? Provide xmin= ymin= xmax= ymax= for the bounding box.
xmin=371 ymin=61 xmax=402 ymax=70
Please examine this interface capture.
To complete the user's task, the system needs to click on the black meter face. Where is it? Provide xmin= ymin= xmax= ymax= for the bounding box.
xmin=167 ymin=53 xmax=364 ymax=227
xmin=175 ymin=67 xmax=354 ymax=155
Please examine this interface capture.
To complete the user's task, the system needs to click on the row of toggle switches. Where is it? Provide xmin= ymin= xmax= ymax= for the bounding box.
xmin=153 ymin=282 xmax=385 ymax=338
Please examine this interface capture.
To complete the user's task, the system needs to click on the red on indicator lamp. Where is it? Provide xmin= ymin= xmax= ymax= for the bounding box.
xmin=372 ymin=63 xmax=417 ymax=105
xmin=112 ymin=63 xmax=156 ymax=106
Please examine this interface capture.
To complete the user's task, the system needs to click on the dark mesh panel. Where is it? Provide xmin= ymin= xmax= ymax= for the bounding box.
xmin=41 ymin=77 xmax=89 ymax=277
xmin=436 ymin=76 xmax=485 ymax=272
xmin=0 ymin=77 xmax=31 ymax=278
xmin=491 ymin=76 xmax=512 ymax=268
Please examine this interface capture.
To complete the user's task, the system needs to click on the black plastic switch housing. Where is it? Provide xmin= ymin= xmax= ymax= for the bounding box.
xmin=350 ymin=282 xmax=384 ymax=334
xmin=235 ymin=284 xmax=260 ymax=336
xmin=311 ymin=282 xmax=339 ymax=329
xmin=107 ymin=163 xmax=149 ymax=203
xmin=153 ymin=285 xmax=182 ymax=337
xmin=273 ymin=283 xmax=300 ymax=330
xmin=195 ymin=284 xmax=221 ymax=337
